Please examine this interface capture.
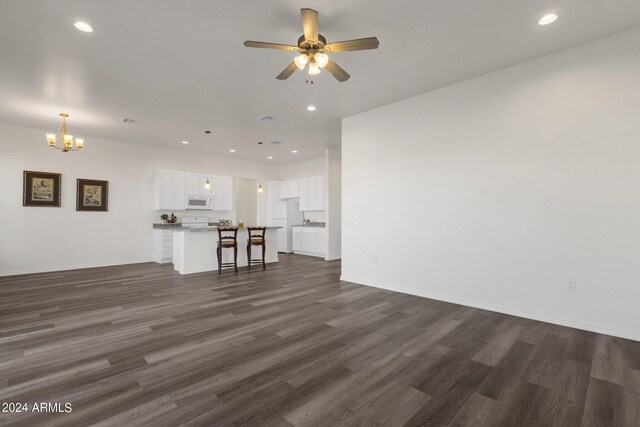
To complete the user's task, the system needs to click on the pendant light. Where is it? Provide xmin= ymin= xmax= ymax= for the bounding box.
xmin=257 ymin=141 xmax=264 ymax=193
xmin=204 ymin=131 xmax=212 ymax=190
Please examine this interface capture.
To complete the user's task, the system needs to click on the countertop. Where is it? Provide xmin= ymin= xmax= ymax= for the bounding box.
xmin=292 ymin=223 xmax=326 ymax=228
xmin=153 ymin=223 xmax=281 ymax=231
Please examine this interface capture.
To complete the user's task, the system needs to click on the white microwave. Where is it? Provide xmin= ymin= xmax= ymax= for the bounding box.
xmin=187 ymin=193 xmax=213 ymax=210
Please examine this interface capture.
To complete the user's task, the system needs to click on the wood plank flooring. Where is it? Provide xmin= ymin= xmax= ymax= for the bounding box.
xmin=0 ymin=254 xmax=639 ymax=426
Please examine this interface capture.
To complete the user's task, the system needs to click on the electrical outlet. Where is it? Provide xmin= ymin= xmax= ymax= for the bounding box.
xmin=568 ymin=281 xmax=577 ymax=292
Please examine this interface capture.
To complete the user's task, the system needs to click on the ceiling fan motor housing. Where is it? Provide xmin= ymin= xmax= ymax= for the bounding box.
xmin=297 ymin=34 xmax=327 ymax=51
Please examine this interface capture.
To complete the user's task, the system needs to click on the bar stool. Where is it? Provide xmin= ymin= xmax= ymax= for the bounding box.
xmin=246 ymin=227 xmax=267 ymax=270
xmin=216 ymin=227 xmax=238 ymax=275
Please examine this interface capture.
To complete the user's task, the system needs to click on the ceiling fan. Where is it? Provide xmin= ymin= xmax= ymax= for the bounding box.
xmin=244 ymin=8 xmax=379 ymax=82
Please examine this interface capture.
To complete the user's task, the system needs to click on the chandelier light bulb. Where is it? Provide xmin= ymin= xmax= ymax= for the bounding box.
xmin=294 ymin=54 xmax=309 ymax=70
xmin=204 ymin=178 xmax=211 ymax=190
xmin=75 ymin=138 xmax=84 ymax=149
xmin=257 ymin=183 xmax=264 ymax=193
xmin=308 ymin=60 xmax=321 ymax=75
xmin=315 ymin=53 xmax=329 ymax=68
xmin=46 ymin=134 xmax=56 ymax=146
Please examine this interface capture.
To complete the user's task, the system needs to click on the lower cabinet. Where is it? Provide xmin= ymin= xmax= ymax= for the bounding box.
xmin=153 ymin=229 xmax=174 ymax=263
xmin=292 ymin=228 xmax=302 ymax=252
xmin=292 ymin=227 xmax=326 ymax=258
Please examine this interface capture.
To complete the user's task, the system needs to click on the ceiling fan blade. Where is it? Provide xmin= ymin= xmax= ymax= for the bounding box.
xmin=324 ymin=59 xmax=350 ymax=82
xmin=276 ymin=62 xmax=298 ymax=80
xmin=301 ymin=8 xmax=319 ymax=42
xmin=325 ymin=37 xmax=379 ymax=53
xmin=244 ymin=41 xmax=298 ymax=51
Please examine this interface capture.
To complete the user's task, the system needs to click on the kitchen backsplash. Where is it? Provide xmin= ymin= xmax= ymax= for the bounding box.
xmin=303 ymin=211 xmax=326 ymax=223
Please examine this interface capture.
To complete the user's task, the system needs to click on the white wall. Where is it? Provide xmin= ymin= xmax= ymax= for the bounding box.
xmin=342 ymin=28 xmax=640 ymax=341
xmin=234 ymin=177 xmax=258 ymax=226
xmin=279 ymin=158 xmax=325 ymax=180
xmin=325 ymin=149 xmax=341 ymax=260
xmin=0 ymin=123 xmax=279 ymax=276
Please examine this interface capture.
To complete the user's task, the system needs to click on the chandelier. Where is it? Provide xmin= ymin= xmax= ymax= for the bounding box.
xmin=46 ymin=113 xmax=84 ymax=152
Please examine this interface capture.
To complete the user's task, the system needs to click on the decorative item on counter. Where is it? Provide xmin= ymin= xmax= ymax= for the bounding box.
xmin=160 ymin=213 xmax=169 ymax=223
xmin=218 ymin=219 xmax=231 ymax=226
xmin=170 ymin=213 xmax=177 ymax=223
xmin=238 ymin=219 xmax=245 ymax=228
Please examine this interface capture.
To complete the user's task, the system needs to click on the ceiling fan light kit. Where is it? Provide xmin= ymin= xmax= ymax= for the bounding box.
xmin=244 ymin=8 xmax=379 ymax=82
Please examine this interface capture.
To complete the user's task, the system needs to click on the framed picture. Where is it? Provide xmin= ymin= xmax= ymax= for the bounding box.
xmin=76 ymin=179 xmax=109 ymax=212
xmin=23 ymin=171 xmax=61 ymax=207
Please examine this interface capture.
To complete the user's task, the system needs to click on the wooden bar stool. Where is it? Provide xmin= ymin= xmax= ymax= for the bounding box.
xmin=246 ymin=227 xmax=267 ymax=270
xmin=216 ymin=227 xmax=238 ymax=275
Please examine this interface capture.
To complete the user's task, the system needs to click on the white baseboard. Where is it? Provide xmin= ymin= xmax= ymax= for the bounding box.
xmin=293 ymin=250 xmax=325 ymax=258
xmin=1 ymin=259 xmax=151 ymax=277
xmin=340 ymin=275 xmax=640 ymax=342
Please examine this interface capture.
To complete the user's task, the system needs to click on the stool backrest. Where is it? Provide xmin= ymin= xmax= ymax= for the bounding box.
xmin=247 ymin=227 xmax=266 ymax=241
xmin=217 ymin=227 xmax=238 ymax=244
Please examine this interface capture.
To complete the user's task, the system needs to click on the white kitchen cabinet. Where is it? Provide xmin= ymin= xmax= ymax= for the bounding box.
xmin=172 ymin=172 xmax=186 ymax=210
xmin=155 ymin=170 xmax=188 ymax=211
xmin=301 ymin=227 xmax=317 ymax=253
xmin=314 ymin=176 xmax=325 ymax=211
xmin=186 ymin=173 xmax=213 ymax=196
xmin=212 ymin=175 xmax=233 ymax=211
xmin=267 ymin=180 xmax=281 ymax=204
xmin=154 ymin=170 xmax=174 ymax=210
xmin=316 ymin=227 xmax=326 ymax=255
xmin=281 ymin=179 xmax=299 ymax=199
xmin=266 ymin=180 xmax=281 ymax=225
xmin=153 ymin=229 xmax=174 ymax=263
xmin=292 ymin=226 xmax=325 ymax=258
xmin=297 ymin=176 xmax=325 ymax=212
xmin=298 ymin=178 xmax=310 ymax=211
xmin=292 ymin=227 xmax=302 ymax=251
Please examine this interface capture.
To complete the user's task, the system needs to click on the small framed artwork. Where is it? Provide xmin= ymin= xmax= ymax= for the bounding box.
xmin=76 ymin=179 xmax=109 ymax=212
xmin=23 ymin=171 xmax=61 ymax=207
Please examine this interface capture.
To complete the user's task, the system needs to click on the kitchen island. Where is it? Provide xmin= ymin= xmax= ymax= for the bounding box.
xmin=167 ymin=226 xmax=280 ymax=275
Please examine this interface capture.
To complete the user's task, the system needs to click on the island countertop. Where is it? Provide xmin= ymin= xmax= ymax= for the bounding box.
xmin=153 ymin=223 xmax=281 ymax=231
xmin=170 ymin=226 xmax=280 ymax=274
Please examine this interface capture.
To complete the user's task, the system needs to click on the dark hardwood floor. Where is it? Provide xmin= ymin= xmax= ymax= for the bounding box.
xmin=0 ymin=254 xmax=638 ymax=426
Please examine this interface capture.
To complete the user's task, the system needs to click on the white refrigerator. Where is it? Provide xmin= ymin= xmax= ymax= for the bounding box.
xmin=271 ymin=199 xmax=303 ymax=253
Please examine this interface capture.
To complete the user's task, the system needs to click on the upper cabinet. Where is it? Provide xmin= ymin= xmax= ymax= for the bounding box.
xmin=281 ymin=179 xmax=299 ymax=199
xmin=298 ymin=176 xmax=325 ymax=211
xmin=186 ymin=173 xmax=212 ymax=196
xmin=212 ymin=175 xmax=233 ymax=211
xmin=265 ymin=176 xmax=325 ymax=211
xmin=155 ymin=170 xmax=233 ymax=211
xmin=172 ymin=172 xmax=187 ymax=210
xmin=154 ymin=170 xmax=186 ymax=210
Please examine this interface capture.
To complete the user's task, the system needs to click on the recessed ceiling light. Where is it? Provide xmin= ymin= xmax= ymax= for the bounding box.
xmin=292 ymin=150 xmax=298 ymax=154
xmin=229 ymin=149 xmax=236 ymax=153
xmin=74 ymin=21 xmax=93 ymax=32
xmin=181 ymin=141 xmax=189 ymax=144
xmin=538 ymin=14 xmax=558 ymax=25
xmin=307 ymin=105 xmax=316 ymax=111
xmin=267 ymin=156 xmax=273 ymax=159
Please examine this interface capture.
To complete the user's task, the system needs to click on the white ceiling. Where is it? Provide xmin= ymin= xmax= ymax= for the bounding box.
xmin=1 ymin=0 xmax=640 ymax=164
